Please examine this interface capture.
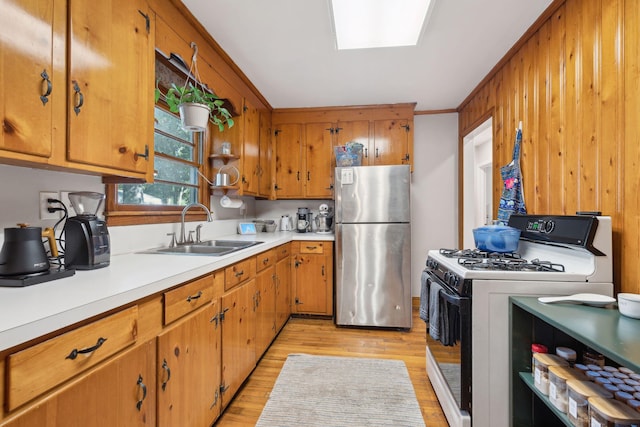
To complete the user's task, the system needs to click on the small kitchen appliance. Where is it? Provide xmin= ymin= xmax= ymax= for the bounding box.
xmin=315 ymin=203 xmax=333 ymax=234
xmin=422 ymin=214 xmax=614 ymax=427
xmin=0 ymin=224 xmax=75 ymax=287
xmin=280 ymin=215 xmax=293 ymax=231
xmin=64 ymin=192 xmax=110 ymax=270
xmin=296 ymin=207 xmax=310 ymax=233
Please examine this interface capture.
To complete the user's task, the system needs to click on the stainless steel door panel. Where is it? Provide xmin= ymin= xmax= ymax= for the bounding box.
xmin=335 ymin=165 xmax=410 ymax=224
xmin=335 ymin=223 xmax=411 ymax=328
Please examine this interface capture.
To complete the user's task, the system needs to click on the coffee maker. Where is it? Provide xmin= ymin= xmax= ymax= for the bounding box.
xmin=64 ymin=192 xmax=110 ymax=270
xmin=296 ymin=207 xmax=311 ymax=233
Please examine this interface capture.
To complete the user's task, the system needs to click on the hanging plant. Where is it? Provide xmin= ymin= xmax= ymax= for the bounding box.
xmin=154 ymin=43 xmax=234 ymax=132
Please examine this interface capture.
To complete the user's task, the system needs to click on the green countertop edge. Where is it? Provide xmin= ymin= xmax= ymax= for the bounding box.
xmin=511 ymin=296 xmax=640 ymax=371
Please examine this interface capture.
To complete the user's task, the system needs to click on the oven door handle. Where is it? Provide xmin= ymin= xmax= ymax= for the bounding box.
xmin=439 ymin=287 xmax=469 ymax=306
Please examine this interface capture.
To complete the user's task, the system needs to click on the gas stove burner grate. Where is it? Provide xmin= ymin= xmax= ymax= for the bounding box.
xmin=529 ymin=259 xmax=566 ymax=272
xmin=440 ymin=248 xmax=522 ymax=260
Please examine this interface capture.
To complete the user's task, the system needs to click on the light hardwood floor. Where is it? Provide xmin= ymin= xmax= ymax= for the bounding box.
xmin=214 ymin=306 xmax=449 ymax=426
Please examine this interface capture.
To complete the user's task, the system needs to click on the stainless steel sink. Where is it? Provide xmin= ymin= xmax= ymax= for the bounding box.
xmin=139 ymin=240 xmax=263 ymax=256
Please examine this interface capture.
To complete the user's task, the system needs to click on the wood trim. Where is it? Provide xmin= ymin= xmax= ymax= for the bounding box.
xmin=457 ymin=0 xmax=566 ymax=111
xmin=414 ymin=108 xmax=457 ymax=115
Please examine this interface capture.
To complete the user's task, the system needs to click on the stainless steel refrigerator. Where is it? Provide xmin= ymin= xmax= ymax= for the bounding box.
xmin=334 ymin=165 xmax=411 ymax=328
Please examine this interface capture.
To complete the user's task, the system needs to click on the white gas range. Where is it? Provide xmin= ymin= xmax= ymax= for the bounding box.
xmin=423 ymin=215 xmax=614 ymax=427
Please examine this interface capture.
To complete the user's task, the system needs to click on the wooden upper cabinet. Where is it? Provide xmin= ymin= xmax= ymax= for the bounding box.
xmin=0 ymin=0 xmax=56 ymax=159
xmin=274 ymin=123 xmax=303 ymax=198
xmin=372 ymin=119 xmax=411 ymax=166
xmin=335 ymin=120 xmax=370 ymax=165
xmin=257 ymin=110 xmax=273 ymax=198
xmin=66 ymin=0 xmax=154 ymax=178
xmin=240 ymin=98 xmax=260 ymax=196
xmin=304 ymin=122 xmax=334 ymax=198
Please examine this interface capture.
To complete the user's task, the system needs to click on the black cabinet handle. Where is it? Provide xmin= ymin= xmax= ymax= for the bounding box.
xmin=364 ymin=148 xmax=368 ymax=158
xmin=307 ymin=171 xmax=310 ymax=181
xmin=161 ymin=359 xmax=171 ymax=391
xmin=65 ymin=337 xmax=107 ymax=360
xmin=186 ymin=291 xmax=202 ymax=302
xmin=72 ymin=80 xmax=84 ymax=116
xmin=136 ymin=375 xmax=147 ymax=411
xmin=235 ymin=270 xmax=244 ymax=278
xmin=40 ymin=70 xmax=52 ymax=105
xmin=210 ymin=313 xmax=220 ymax=327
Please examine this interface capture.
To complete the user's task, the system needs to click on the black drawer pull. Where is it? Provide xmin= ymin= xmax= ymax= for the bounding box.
xmin=235 ymin=270 xmax=244 ymax=277
xmin=262 ymin=258 xmax=269 ymax=264
xmin=66 ymin=337 xmax=107 ymax=360
xmin=136 ymin=375 xmax=147 ymax=411
xmin=186 ymin=291 xmax=202 ymax=302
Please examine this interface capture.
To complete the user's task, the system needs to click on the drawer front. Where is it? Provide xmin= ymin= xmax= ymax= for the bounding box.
xmin=256 ymin=249 xmax=276 ymax=272
xmin=225 ymin=258 xmax=256 ymax=291
xmin=276 ymin=243 xmax=290 ymax=260
xmin=299 ymin=241 xmax=325 ymax=254
xmin=7 ymin=306 xmax=138 ymax=410
xmin=164 ymin=274 xmax=214 ymax=325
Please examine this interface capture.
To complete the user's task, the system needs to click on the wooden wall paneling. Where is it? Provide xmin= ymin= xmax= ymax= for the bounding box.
xmin=623 ymin=0 xmax=639 ymax=293
xmin=564 ymin=0 xmax=581 ymax=213
xmin=549 ymin=8 xmax=566 ymax=214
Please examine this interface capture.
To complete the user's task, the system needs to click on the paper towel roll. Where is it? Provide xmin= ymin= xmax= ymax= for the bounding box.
xmin=220 ymin=195 xmax=243 ymax=208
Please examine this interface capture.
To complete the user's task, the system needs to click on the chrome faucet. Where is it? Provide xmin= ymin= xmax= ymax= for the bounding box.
xmin=179 ymin=202 xmax=213 ymax=244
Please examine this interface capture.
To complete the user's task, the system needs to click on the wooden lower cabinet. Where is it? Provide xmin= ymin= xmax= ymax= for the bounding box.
xmin=157 ymin=302 xmax=221 ymax=427
xmin=292 ymin=241 xmax=334 ymax=316
xmin=220 ymin=278 xmax=257 ymax=408
xmin=275 ymin=251 xmax=292 ymax=331
xmin=255 ymin=263 xmax=277 ymax=358
xmin=4 ymin=339 xmax=156 ymax=427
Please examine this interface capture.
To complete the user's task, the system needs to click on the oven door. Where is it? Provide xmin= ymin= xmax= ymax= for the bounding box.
xmin=424 ymin=269 xmax=472 ymax=427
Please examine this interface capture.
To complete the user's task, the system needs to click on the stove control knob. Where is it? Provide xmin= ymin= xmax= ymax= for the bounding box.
xmin=544 ymin=220 xmax=555 ymax=233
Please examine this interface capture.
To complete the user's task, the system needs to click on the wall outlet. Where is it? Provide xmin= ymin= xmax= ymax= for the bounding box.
xmin=39 ymin=191 xmax=59 ymax=220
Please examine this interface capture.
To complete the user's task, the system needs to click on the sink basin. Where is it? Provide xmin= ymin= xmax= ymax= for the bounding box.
xmin=139 ymin=240 xmax=263 ymax=256
xmin=196 ymin=240 xmax=263 ymax=248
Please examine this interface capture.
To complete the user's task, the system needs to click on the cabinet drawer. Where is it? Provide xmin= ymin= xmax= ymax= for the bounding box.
xmin=299 ymin=241 xmax=325 ymax=254
xmin=225 ymin=258 xmax=256 ymax=291
xmin=276 ymin=243 xmax=291 ymax=260
xmin=164 ymin=274 xmax=214 ymax=325
xmin=256 ymin=249 xmax=276 ymax=272
xmin=7 ymin=306 xmax=138 ymax=410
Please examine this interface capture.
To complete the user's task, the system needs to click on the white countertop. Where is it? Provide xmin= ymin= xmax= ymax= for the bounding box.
xmin=0 ymin=231 xmax=334 ymax=352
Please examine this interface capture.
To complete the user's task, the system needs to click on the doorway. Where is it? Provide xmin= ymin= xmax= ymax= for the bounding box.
xmin=462 ymin=117 xmax=493 ymax=249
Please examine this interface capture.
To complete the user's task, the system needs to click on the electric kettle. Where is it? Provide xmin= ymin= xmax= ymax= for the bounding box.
xmin=0 ymin=224 xmax=50 ymax=275
xmin=280 ymin=215 xmax=293 ymax=231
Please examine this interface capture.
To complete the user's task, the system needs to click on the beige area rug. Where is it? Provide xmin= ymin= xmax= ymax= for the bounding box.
xmin=256 ymin=354 xmax=426 ymax=427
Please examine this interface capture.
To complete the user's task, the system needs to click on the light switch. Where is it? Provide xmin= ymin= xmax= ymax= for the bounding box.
xmin=341 ymin=168 xmax=354 ymax=185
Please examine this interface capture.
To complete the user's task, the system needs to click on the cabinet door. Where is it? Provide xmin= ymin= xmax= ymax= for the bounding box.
xmin=304 ymin=122 xmax=334 ymax=198
xmin=157 ymin=303 xmax=220 ymax=427
xmin=67 ymin=0 xmax=153 ymax=176
xmin=5 ymin=340 xmax=156 ymax=427
xmin=255 ymin=265 xmax=276 ymax=357
xmin=293 ymin=253 xmax=330 ymax=315
xmin=258 ymin=110 xmax=273 ymax=198
xmin=274 ymin=123 xmax=303 ymax=198
xmin=0 ymin=0 xmax=55 ymax=158
xmin=221 ymin=279 xmax=256 ymax=407
xmin=241 ymin=98 xmax=260 ymax=196
xmin=336 ymin=120 xmax=370 ymax=166
xmin=275 ymin=255 xmax=291 ymax=331
xmin=373 ymin=119 xmax=410 ymax=166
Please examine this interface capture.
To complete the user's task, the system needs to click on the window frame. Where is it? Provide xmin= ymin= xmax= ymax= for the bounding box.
xmin=104 ymin=101 xmax=212 ymax=227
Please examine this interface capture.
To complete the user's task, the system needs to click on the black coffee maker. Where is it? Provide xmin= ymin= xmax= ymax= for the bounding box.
xmin=296 ymin=207 xmax=311 ymax=233
xmin=64 ymin=192 xmax=110 ymax=270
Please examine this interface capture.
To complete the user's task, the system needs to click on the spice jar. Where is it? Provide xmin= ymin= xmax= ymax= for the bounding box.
xmin=583 ymin=350 xmax=605 ymax=367
xmin=557 ymin=346 xmax=577 ymax=366
xmin=589 ymin=396 xmax=640 ymax=426
xmin=549 ymin=365 xmax=587 ymax=413
xmin=534 ymin=353 xmax=569 ymax=395
xmin=532 ymin=343 xmax=548 ymax=373
xmin=567 ymin=379 xmax=613 ymax=427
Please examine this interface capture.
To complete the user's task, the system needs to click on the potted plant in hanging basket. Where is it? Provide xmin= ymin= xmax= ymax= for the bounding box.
xmin=155 ymin=82 xmax=234 ymax=132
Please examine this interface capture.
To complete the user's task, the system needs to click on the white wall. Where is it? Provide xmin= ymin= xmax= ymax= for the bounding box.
xmin=410 ymin=113 xmax=459 ymax=295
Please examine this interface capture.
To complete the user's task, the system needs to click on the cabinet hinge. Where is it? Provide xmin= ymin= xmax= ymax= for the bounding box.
xmin=403 ymin=153 xmax=410 ymax=162
xmin=274 ymin=129 xmax=281 ymax=136
xmin=220 ymin=307 xmax=230 ymax=322
xmin=335 ymin=127 xmax=343 ymax=133
xmin=401 ymin=124 xmax=411 ymax=132
xmin=220 ymin=382 xmax=230 ymax=394
xmin=138 ymin=10 xmax=150 ymax=34
xmin=325 ymin=127 xmax=334 ymax=134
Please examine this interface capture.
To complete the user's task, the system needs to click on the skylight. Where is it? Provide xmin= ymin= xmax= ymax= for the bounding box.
xmin=330 ymin=0 xmax=433 ymax=50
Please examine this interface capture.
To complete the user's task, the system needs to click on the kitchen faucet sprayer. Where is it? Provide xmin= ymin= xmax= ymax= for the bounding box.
xmin=179 ymin=203 xmax=213 ymax=244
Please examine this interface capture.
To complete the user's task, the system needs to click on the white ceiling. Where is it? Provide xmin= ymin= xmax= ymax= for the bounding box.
xmin=182 ymin=0 xmax=553 ymax=111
